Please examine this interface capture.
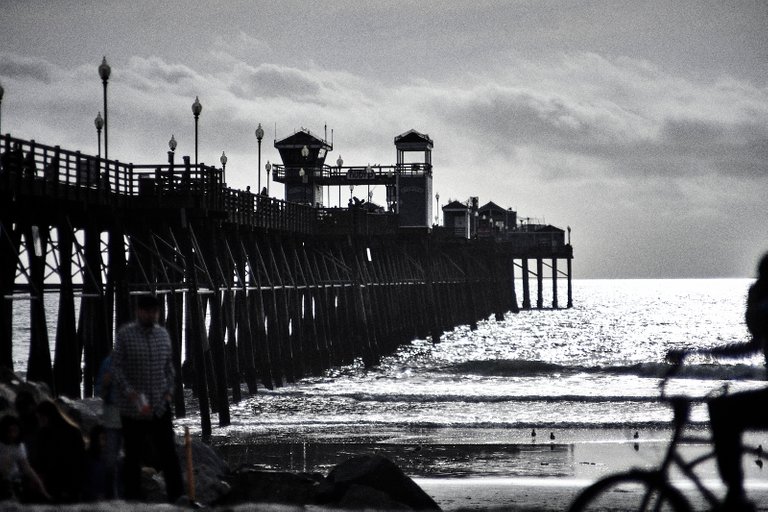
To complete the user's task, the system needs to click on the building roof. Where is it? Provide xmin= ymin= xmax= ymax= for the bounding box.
xmin=442 ymin=200 xmax=468 ymax=211
xmin=478 ymin=201 xmax=508 ymax=213
xmin=394 ymin=129 xmax=434 ymax=149
xmin=274 ymin=128 xmax=332 ymax=150
xmin=534 ymin=224 xmax=565 ymax=233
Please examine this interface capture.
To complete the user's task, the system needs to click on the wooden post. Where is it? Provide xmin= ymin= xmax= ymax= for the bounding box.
xmin=53 ymin=224 xmax=79 ymax=398
xmin=0 ymin=220 xmax=21 ymax=369
xmin=536 ymin=258 xmax=543 ymax=309
xmin=567 ymin=257 xmax=573 ymax=308
xmin=237 ymin=235 xmax=262 ymax=392
xmin=81 ymin=223 xmax=108 ymax=398
xmin=25 ymin=224 xmax=53 ymax=389
xmin=552 ymin=258 xmax=558 ymax=309
xmin=179 ymin=226 xmax=212 ymax=440
xmin=521 ymin=258 xmax=531 ymax=310
xmin=509 ymin=257 xmax=519 ymax=313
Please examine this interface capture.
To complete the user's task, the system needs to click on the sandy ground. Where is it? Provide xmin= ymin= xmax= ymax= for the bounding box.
xmin=4 ymin=427 xmax=768 ymax=510
xmin=415 ymin=428 xmax=768 ymax=511
xmin=210 ymin=426 xmax=768 ymax=510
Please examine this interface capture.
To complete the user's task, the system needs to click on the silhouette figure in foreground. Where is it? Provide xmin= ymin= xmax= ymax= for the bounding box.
xmin=668 ymin=252 xmax=768 ymax=511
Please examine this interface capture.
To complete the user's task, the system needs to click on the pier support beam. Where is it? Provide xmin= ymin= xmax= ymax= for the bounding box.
xmin=0 ymin=220 xmax=21 ymax=369
xmin=54 ymin=224 xmax=79 ymax=398
xmin=521 ymin=259 xmax=531 ymax=310
xmin=552 ymin=258 xmax=558 ymax=309
xmin=567 ymin=257 xmax=573 ymax=308
xmin=26 ymin=224 xmax=53 ymax=389
xmin=536 ymin=258 xmax=543 ymax=309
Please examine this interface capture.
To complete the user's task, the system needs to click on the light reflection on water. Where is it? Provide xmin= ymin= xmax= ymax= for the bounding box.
xmin=11 ymin=279 xmax=764 ymax=476
xmin=172 ymin=280 xmax=760 ymax=441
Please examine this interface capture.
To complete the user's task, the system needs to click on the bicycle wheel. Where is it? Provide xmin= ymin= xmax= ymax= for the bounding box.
xmin=568 ymin=471 xmax=692 ymax=512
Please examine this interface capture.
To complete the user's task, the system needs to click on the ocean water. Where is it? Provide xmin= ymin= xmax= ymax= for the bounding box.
xmin=10 ymin=278 xmax=765 ymax=480
xmin=171 ymin=278 xmax=762 ymax=480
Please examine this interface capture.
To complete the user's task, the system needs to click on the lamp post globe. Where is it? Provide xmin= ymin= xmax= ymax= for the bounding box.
xmin=98 ymin=56 xmax=111 ymax=160
xmin=98 ymin=56 xmax=111 ymax=81
xmin=191 ymin=96 xmax=202 ymax=117
xmin=255 ymin=123 xmax=264 ymax=191
xmin=336 ymin=155 xmax=343 ymax=168
xmin=169 ymin=134 xmax=177 ymax=152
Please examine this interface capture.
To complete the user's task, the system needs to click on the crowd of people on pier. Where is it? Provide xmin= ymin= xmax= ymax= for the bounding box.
xmin=0 ymin=294 xmax=183 ymax=505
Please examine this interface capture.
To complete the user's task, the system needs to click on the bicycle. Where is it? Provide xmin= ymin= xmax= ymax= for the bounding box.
xmin=567 ymin=364 xmax=764 ymax=511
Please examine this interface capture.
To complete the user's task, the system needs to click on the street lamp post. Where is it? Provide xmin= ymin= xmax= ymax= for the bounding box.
xmin=220 ymin=151 xmax=227 ymax=184
xmin=265 ymin=161 xmax=271 ymax=195
xmin=0 ymin=82 xmax=4 ymax=136
xmin=98 ymin=57 xmax=111 ymax=160
xmin=435 ymin=193 xmax=440 ymax=226
xmin=94 ymin=112 xmax=104 ymax=158
xmin=336 ymin=155 xmax=343 ymax=207
xmin=192 ymin=96 xmax=202 ymax=168
xmin=255 ymin=123 xmax=264 ymax=192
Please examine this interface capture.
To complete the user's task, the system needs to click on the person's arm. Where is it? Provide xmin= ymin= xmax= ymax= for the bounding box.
xmin=697 ymin=337 xmax=763 ymax=359
xmin=667 ymin=337 xmax=763 ymax=363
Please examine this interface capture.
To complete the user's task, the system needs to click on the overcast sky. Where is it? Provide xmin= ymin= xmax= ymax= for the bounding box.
xmin=1 ymin=0 xmax=766 ymax=278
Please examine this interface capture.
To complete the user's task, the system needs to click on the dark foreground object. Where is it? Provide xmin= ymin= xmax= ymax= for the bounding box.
xmin=222 ymin=454 xmax=441 ymax=511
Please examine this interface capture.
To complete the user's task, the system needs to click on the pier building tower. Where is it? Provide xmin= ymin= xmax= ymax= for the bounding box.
xmin=392 ymin=130 xmax=433 ymax=230
xmin=274 ymin=129 xmax=332 ymax=205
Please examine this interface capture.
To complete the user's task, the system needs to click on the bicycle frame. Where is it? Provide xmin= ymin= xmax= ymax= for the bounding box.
xmin=649 ymin=379 xmax=764 ymax=509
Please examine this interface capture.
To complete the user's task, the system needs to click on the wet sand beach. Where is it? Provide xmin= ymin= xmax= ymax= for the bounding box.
xmin=212 ymin=426 xmax=768 ymax=511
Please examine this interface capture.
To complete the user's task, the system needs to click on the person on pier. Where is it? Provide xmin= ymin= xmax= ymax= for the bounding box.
xmin=669 ymin=251 xmax=768 ymax=512
xmin=111 ymin=294 xmax=183 ymax=503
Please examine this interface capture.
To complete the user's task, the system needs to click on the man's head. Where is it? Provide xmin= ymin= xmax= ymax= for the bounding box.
xmin=136 ymin=294 xmax=161 ymax=327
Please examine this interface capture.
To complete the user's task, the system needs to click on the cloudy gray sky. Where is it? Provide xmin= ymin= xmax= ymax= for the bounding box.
xmin=1 ymin=0 xmax=766 ymax=278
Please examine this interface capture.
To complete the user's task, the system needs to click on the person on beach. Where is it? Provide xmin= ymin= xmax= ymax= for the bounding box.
xmin=0 ymin=415 xmax=49 ymax=502
xmin=96 ymin=351 xmax=122 ymax=498
xmin=669 ymin=252 xmax=768 ymax=511
xmin=111 ymin=294 xmax=183 ymax=503
xmin=83 ymin=424 xmax=109 ymax=501
xmin=32 ymin=400 xmax=86 ymax=503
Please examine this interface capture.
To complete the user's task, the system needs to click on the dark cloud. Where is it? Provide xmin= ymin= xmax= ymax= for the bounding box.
xmin=228 ymin=64 xmax=322 ymax=100
xmin=0 ymin=53 xmax=53 ymax=83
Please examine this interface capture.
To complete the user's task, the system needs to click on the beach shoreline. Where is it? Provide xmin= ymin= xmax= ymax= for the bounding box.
xmin=207 ymin=426 xmax=768 ymax=511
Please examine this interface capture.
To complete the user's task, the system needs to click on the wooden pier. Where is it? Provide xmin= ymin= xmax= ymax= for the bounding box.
xmin=0 ymin=133 xmax=573 ymax=438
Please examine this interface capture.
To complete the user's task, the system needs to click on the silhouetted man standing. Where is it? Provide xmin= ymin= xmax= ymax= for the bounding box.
xmin=111 ymin=294 xmax=183 ymax=502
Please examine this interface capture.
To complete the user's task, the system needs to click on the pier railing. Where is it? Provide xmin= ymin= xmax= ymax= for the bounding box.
xmin=271 ymin=163 xmax=432 ymax=186
xmin=0 ymin=135 xmax=396 ymax=236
